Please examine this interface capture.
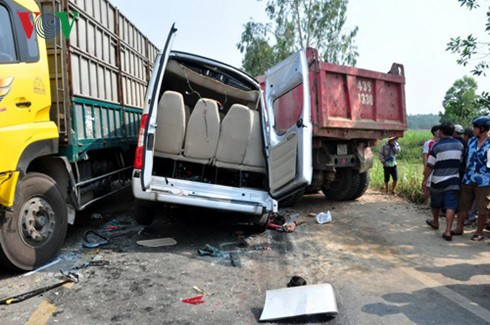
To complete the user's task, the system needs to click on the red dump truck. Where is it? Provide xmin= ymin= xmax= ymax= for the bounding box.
xmin=268 ymin=48 xmax=407 ymax=205
xmin=132 ymin=27 xmax=406 ymax=228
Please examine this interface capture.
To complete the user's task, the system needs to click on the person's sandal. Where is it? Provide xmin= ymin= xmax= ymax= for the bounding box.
xmin=451 ymin=230 xmax=464 ymax=236
xmin=442 ymin=233 xmax=452 ymax=241
xmin=471 ymin=234 xmax=485 ymax=241
xmin=426 ymin=219 xmax=439 ymax=230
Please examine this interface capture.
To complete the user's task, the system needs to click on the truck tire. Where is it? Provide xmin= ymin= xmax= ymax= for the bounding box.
xmin=321 ymin=169 xmax=353 ymax=201
xmin=279 ymin=189 xmax=305 ymax=208
xmin=134 ymin=200 xmax=155 ymax=225
xmin=0 ymin=173 xmax=67 ymax=271
xmin=346 ymin=172 xmax=369 ymax=200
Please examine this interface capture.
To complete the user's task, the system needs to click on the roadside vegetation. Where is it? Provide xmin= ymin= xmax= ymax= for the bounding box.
xmin=371 ymin=130 xmax=430 ymax=204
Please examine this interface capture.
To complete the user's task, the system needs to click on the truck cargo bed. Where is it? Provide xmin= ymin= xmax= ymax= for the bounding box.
xmin=309 ymin=48 xmax=406 ymax=139
xmin=39 ymin=0 xmax=158 ymax=161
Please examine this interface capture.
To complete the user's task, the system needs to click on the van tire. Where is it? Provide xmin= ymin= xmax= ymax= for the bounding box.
xmin=0 ymin=173 xmax=67 ymax=271
xmin=134 ymin=200 xmax=155 ymax=225
xmin=252 ymin=212 xmax=270 ymax=233
xmin=321 ymin=169 xmax=353 ymax=201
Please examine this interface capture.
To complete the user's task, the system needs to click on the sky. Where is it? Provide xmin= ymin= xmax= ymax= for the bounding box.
xmin=113 ymin=0 xmax=489 ymax=116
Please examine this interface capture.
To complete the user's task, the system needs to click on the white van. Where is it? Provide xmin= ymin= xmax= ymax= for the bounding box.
xmin=132 ymin=26 xmax=312 ymax=227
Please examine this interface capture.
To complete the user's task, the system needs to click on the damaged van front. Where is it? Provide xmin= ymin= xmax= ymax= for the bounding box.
xmin=132 ymin=26 xmax=312 ymax=227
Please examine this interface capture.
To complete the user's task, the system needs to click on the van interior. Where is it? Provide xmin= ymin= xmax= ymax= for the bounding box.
xmin=151 ymin=56 xmax=268 ymax=191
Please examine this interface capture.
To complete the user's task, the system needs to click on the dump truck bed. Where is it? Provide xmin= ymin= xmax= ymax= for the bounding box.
xmin=307 ymin=48 xmax=406 ymax=140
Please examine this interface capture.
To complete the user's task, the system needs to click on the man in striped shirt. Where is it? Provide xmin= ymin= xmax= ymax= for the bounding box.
xmin=422 ymin=122 xmax=464 ymax=241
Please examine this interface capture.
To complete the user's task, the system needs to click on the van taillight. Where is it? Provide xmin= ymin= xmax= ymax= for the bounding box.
xmin=134 ymin=113 xmax=148 ymax=170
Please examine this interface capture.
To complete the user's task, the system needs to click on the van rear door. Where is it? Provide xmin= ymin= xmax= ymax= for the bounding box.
xmin=141 ymin=25 xmax=177 ymax=190
xmin=264 ymin=50 xmax=312 ymax=198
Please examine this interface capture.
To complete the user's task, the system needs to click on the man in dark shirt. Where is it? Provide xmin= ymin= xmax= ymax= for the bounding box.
xmin=423 ymin=122 xmax=464 ymax=241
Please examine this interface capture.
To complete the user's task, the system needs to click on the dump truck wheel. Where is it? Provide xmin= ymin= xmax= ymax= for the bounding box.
xmin=0 ymin=173 xmax=67 ymax=271
xmin=134 ymin=200 xmax=155 ymax=225
xmin=321 ymin=169 xmax=353 ymax=201
xmin=346 ymin=172 xmax=369 ymax=200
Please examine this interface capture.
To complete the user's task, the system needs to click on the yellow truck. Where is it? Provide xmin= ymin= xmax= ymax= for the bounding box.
xmin=0 ymin=0 xmax=157 ymax=270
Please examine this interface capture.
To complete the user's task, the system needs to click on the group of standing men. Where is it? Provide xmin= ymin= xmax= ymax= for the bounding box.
xmin=422 ymin=117 xmax=490 ymax=241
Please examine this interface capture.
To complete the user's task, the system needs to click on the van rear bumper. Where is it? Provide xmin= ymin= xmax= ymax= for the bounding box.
xmin=132 ymin=174 xmax=278 ymax=215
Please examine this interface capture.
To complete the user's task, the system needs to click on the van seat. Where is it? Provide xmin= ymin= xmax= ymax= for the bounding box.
xmin=154 ymin=91 xmax=186 ymax=160
xmin=181 ymin=98 xmax=221 ymax=164
xmin=215 ymin=104 xmax=253 ymax=169
xmin=242 ymin=110 xmax=266 ymax=173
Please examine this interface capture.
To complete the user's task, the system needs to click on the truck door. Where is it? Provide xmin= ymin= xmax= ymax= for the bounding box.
xmin=264 ymin=50 xmax=312 ymax=198
xmin=141 ymin=25 xmax=177 ymax=190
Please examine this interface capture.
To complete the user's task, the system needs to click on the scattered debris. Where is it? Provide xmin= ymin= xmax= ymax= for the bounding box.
xmin=253 ymin=245 xmax=271 ymax=251
xmin=229 ymin=252 xmax=241 ymax=267
xmin=260 ymin=283 xmax=338 ymax=321
xmin=268 ymin=210 xmax=305 ymax=232
xmin=82 ymin=230 xmax=109 ymax=248
xmin=136 ymin=238 xmax=177 ymax=247
xmin=315 ymin=211 xmax=332 ymax=224
xmin=22 ymin=258 xmax=61 ymax=277
xmin=0 ymin=271 xmax=79 ymax=305
xmin=197 ymin=244 xmax=225 ymax=257
xmin=91 ymin=213 xmax=103 ymax=220
xmin=193 ymin=286 xmax=210 ymax=296
xmin=182 ymin=295 xmax=205 ymax=305
xmin=71 ymin=260 xmax=109 ymax=270
xmin=307 ymin=212 xmax=317 ymax=218
xmin=287 ymin=276 xmax=307 ymax=287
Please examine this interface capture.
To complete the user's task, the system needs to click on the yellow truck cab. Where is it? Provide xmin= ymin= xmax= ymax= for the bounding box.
xmin=0 ymin=0 xmax=157 ymax=270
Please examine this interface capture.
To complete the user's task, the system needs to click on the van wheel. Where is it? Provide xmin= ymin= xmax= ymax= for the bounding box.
xmin=134 ymin=200 xmax=155 ymax=225
xmin=0 ymin=173 xmax=67 ymax=271
xmin=321 ymin=169 xmax=353 ymax=201
xmin=252 ymin=212 xmax=270 ymax=233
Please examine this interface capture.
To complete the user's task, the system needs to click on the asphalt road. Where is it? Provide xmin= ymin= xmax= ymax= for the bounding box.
xmin=1 ymin=189 xmax=489 ymax=324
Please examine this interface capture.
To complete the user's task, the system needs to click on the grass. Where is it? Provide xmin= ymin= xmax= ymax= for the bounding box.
xmin=370 ymin=130 xmax=430 ymax=204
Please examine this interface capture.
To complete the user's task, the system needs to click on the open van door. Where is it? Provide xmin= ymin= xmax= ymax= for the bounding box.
xmin=264 ymin=50 xmax=312 ymax=198
xmin=141 ymin=25 xmax=177 ymax=190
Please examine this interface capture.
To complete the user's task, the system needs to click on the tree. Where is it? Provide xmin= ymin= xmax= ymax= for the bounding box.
xmin=237 ymin=0 xmax=358 ymax=76
xmin=438 ymin=76 xmax=484 ymax=126
xmin=446 ymin=0 xmax=489 ymax=76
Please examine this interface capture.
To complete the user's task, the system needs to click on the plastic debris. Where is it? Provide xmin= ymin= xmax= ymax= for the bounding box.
xmin=315 ymin=211 xmax=332 ymax=224
xmin=193 ymin=286 xmax=210 ymax=296
xmin=136 ymin=238 xmax=177 ymax=247
xmin=197 ymin=244 xmax=225 ymax=257
xmin=182 ymin=295 xmax=205 ymax=305
xmin=82 ymin=230 xmax=109 ymax=248
xmin=22 ymin=258 xmax=61 ymax=277
xmin=229 ymin=252 xmax=241 ymax=267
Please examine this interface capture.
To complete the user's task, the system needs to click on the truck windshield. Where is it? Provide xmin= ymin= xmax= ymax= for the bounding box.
xmin=0 ymin=5 xmax=17 ymax=63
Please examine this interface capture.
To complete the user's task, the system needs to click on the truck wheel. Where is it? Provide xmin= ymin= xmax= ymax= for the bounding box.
xmin=0 ymin=173 xmax=67 ymax=271
xmin=321 ymin=169 xmax=353 ymax=201
xmin=279 ymin=189 xmax=305 ymax=208
xmin=346 ymin=172 xmax=369 ymax=200
xmin=134 ymin=200 xmax=155 ymax=225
